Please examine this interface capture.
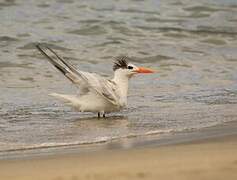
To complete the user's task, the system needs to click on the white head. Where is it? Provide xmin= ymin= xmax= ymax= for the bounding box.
xmin=113 ymin=56 xmax=155 ymax=79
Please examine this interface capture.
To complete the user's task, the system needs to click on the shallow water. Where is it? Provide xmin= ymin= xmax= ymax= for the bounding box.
xmin=0 ymin=0 xmax=237 ymax=156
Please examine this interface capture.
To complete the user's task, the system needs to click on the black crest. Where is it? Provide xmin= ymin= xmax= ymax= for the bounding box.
xmin=113 ymin=56 xmax=129 ymax=71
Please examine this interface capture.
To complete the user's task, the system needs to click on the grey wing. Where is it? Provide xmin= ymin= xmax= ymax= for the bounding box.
xmin=78 ymin=71 xmax=120 ymax=105
xmin=36 ymin=44 xmax=120 ymax=105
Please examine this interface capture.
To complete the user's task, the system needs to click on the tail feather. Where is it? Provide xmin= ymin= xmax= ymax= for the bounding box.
xmin=49 ymin=93 xmax=81 ymax=107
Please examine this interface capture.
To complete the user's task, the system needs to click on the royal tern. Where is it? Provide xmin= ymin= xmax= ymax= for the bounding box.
xmin=36 ymin=44 xmax=155 ymax=117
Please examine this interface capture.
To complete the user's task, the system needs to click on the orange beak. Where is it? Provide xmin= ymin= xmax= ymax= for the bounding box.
xmin=134 ymin=67 xmax=156 ymax=73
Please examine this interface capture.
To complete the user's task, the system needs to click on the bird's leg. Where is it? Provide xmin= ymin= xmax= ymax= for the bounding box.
xmin=100 ymin=111 xmax=105 ymax=118
xmin=98 ymin=112 xmax=101 ymax=118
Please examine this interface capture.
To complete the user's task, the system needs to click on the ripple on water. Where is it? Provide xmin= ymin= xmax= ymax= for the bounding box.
xmin=68 ymin=26 xmax=107 ymax=36
xmin=18 ymin=42 xmax=72 ymax=51
xmin=183 ymin=6 xmax=226 ymax=13
xmin=0 ymin=36 xmax=19 ymax=42
xmin=182 ymin=5 xmax=223 ymax=18
xmin=132 ymin=55 xmax=173 ymax=64
xmin=17 ymin=33 xmax=31 ymax=38
xmin=163 ymin=32 xmax=189 ymax=39
xmin=0 ymin=0 xmax=16 ymax=7
xmin=145 ymin=17 xmax=186 ymax=23
xmin=186 ymin=91 xmax=237 ymax=105
xmin=36 ymin=4 xmax=50 ymax=8
xmin=0 ymin=62 xmax=33 ymax=69
xmin=156 ymin=26 xmax=237 ymax=36
xmin=19 ymin=77 xmax=35 ymax=82
xmin=120 ymin=8 xmax=160 ymax=15
xmin=111 ymin=25 xmax=143 ymax=36
xmin=92 ymin=40 xmax=122 ymax=48
xmin=201 ymin=38 xmax=227 ymax=45
xmin=56 ymin=0 xmax=74 ymax=4
xmin=79 ymin=19 xmax=102 ymax=24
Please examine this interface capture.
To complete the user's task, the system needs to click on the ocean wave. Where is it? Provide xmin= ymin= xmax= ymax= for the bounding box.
xmin=0 ymin=125 xmax=213 ymax=154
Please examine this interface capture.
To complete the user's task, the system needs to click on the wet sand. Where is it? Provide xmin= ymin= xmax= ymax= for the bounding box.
xmin=0 ymin=134 xmax=236 ymax=180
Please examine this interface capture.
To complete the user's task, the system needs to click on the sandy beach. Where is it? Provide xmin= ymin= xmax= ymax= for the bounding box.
xmin=0 ymin=134 xmax=236 ymax=180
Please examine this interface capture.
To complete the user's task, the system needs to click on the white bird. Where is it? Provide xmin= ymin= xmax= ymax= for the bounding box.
xmin=36 ymin=44 xmax=155 ymax=118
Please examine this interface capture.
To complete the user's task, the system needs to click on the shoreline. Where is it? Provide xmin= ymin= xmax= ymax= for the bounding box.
xmin=1 ymin=120 xmax=237 ymax=160
xmin=0 ymin=130 xmax=237 ymax=180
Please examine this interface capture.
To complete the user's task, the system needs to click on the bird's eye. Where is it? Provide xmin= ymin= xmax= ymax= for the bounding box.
xmin=128 ymin=66 xmax=133 ymax=69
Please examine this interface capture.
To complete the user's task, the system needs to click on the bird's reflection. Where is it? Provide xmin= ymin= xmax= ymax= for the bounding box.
xmin=70 ymin=115 xmax=144 ymax=150
xmin=72 ymin=115 xmax=129 ymax=129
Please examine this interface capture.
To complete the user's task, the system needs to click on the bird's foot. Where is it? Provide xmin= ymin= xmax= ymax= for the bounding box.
xmin=98 ymin=112 xmax=105 ymax=118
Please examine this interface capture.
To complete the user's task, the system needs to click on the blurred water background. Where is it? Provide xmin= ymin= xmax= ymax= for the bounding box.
xmin=0 ymin=0 xmax=237 ymax=157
